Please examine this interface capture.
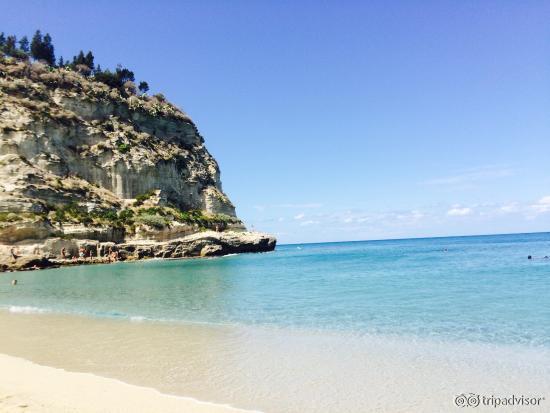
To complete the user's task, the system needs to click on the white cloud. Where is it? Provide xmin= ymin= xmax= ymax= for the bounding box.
xmin=294 ymin=213 xmax=305 ymax=220
xmin=499 ymin=203 xmax=520 ymax=214
xmin=300 ymin=220 xmax=319 ymax=226
xmin=531 ymin=196 xmax=550 ymax=214
xmin=447 ymin=207 xmax=472 ymax=216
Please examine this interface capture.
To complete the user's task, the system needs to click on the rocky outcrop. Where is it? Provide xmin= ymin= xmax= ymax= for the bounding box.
xmin=0 ymin=56 xmax=276 ymax=270
xmin=0 ymin=231 xmax=276 ymax=271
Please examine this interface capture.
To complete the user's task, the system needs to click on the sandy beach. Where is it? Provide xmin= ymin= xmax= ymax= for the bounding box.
xmin=0 ymin=310 xmax=549 ymax=413
xmin=0 ymin=353 xmax=254 ymax=413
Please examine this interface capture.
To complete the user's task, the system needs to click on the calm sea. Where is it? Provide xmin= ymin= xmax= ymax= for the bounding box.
xmin=2 ymin=232 xmax=550 ymax=346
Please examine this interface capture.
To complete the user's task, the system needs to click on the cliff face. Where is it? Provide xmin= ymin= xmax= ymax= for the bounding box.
xmin=0 ymin=58 xmax=235 ymax=216
xmin=0 ymin=56 xmax=275 ymax=264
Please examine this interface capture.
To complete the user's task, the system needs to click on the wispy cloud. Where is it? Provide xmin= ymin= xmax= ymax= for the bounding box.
xmin=294 ymin=213 xmax=305 ymax=220
xmin=447 ymin=206 xmax=473 ymax=216
xmin=277 ymin=203 xmax=323 ymax=209
xmin=300 ymin=220 xmax=319 ymax=226
xmin=421 ymin=165 xmax=515 ymax=187
xmin=253 ymin=203 xmax=322 ymax=211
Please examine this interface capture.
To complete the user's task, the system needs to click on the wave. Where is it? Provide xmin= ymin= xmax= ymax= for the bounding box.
xmin=8 ymin=305 xmax=51 ymax=314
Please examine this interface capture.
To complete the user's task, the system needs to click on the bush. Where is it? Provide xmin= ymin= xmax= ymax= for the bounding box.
xmin=118 ymin=209 xmax=134 ymax=224
xmin=123 ymin=80 xmax=136 ymax=95
xmin=135 ymin=213 xmax=167 ymax=229
xmin=134 ymin=190 xmax=156 ymax=206
xmin=53 ymin=202 xmax=88 ymax=223
xmin=118 ymin=143 xmax=130 ymax=153
xmin=0 ymin=212 xmax=22 ymax=222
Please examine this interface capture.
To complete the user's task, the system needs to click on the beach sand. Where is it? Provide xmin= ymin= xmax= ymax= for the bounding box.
xmin=0 ymin=310 xmax=549 ymax=412
xmin=0 ymin=353 xmax=254 ymax=413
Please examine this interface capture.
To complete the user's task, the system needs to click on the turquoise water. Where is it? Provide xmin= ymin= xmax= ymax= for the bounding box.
xmin=2 ymin=232 xmax=550 ymax=346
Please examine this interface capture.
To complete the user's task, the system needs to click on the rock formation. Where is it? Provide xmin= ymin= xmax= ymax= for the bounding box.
xmin=0 ymin=56 xmax=275 ymax=270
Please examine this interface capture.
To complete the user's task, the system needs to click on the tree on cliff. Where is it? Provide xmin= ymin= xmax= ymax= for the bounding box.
xmin=30 ymin=30 xmax=55 ymax=65
xmin=71 ymin=50 xmax=95 ymax=72
xmin=138 ymin=81 xmax=149 ymax=94
xmin=2 ymin=28 xmax=150 ymax=93
xmin=5 ymin=36 xmax=16 ymax=55
xmin=18 ymin=36 xmax=29 ymax=53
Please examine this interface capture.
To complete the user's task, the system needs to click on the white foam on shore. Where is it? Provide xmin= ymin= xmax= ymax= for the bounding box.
xmin=8 ymin=305 xmax=50 ymax=314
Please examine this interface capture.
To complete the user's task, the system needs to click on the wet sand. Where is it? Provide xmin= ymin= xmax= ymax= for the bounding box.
xmin=0 ymin=310 xmax=549 ymax=412
xmin=0 ymin=353 xmax=255 ymax=413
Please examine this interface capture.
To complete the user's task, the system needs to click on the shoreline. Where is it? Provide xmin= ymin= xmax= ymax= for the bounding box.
xmin=1 ymin=310 xmax=549 ymax=413
xmin=0 ymin=353 xmax=258 ymax=413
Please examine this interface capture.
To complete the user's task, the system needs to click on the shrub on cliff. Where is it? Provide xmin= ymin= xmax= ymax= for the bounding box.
xmin=135 ymin=213 xmax=168 ymax=229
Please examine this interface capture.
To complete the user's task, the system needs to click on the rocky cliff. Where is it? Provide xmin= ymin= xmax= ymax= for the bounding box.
xmin=0 ymin=56 xmax=275 ymax=269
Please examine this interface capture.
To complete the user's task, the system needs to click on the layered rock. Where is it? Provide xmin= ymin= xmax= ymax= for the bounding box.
xmin=0 ymin=56 xmax=275 ymax=270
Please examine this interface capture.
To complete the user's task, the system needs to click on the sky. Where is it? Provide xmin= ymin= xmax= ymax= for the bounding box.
xmin=2 ymin=0 xmax=550 ymax=243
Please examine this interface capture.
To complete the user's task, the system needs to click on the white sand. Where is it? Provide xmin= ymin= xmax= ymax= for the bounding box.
xmin=0 ymin=353 xmax=256 ymax=413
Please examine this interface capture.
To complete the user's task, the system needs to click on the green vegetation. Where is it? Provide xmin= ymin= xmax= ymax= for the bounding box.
xmin=0 ymin=29 xmax=148 ymax=91
xmin=117 ymin=143 xmax=131 ymax=153
xmin=53 ymin=202 xmax=92 ymax=225
xmin=30 ymin=30 xmax=55 ymax=65
xmin=134 ymin=213 xmax=169 ymax=229
xmin=134 ymin=190 xmax=156 ymax=206
xmin=0 ymin=211 xmax=44 ymax=223
xmin=37 ymin=200 xmax=239 ymax=232
xmin=138 ymin=81 xmax=149 ymax=94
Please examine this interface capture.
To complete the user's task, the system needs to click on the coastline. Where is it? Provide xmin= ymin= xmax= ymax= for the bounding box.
xmin=0 ymin=230 xmax=276 ymax=272
xmin=0 ymin=353 xmax=257 ymax=413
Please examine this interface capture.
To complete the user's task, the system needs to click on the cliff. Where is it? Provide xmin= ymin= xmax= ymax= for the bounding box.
xmin=0 ymin=56 xmax=275 ymax=269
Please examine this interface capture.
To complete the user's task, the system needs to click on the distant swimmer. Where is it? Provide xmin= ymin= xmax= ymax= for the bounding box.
xmin=11 ymin=279 xmax=17 ymax=286
xmin=527 ymin=255 xmax=549 ymax=260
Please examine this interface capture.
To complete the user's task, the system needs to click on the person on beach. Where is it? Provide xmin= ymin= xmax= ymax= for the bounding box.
xmin=79 ymin=247 xmax=85 ymax=260
xmin=10 ymin=247 xmax=18 ymax=261
xmin=61 ymin=247 xmax=67 ymax=259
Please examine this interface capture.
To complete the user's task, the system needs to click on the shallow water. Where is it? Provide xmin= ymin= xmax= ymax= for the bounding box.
xmin=2 ymin=232 xmax=550 ymax=345
xmin=1 ymin=312 xmax=549 ymax=413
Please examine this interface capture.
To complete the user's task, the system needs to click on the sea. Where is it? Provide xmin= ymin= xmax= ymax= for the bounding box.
xmin=1 ymin=232 xmax=549 ymax=412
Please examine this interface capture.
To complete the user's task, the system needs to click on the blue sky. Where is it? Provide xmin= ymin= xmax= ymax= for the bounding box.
xmin=2 ymin=1 xmax=550 ymax=243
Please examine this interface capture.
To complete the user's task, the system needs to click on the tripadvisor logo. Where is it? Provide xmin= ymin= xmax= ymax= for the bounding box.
xmin=454 ymin=393 xmax=545 ymax=408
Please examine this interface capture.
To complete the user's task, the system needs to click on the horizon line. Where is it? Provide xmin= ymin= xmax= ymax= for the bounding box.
xmin=278 ymin=230 xmax=550 ymax=246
